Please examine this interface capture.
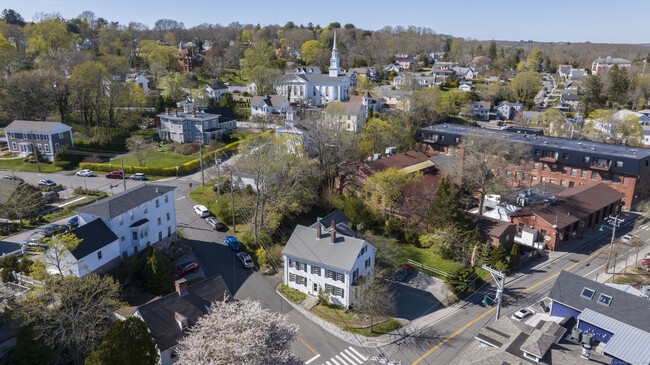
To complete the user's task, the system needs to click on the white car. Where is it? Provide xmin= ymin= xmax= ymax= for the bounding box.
xmin=194 ymin=205 xmax=211 ymax=218
xmin=621 ymin=234 xmax=638 ymax=243
xmin=76 ymin=169 xmax=94 ymax=177
xmin=512 ymin=308 xmax=535 ymax=322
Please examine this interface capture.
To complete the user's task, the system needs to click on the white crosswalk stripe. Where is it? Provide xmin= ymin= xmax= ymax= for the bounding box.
xmin=321 ymin=347 xmax=367 ymax=365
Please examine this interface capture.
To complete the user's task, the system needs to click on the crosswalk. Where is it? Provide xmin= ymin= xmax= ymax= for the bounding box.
xmin=321 ymin=347 xmax=368 ymax=365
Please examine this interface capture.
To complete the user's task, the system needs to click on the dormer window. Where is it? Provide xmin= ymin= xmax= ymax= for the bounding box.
xmin=174 ymin=312 xmax=189 ymax=331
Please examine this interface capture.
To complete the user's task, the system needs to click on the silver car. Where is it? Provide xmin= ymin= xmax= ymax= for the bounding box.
xmin=236 ymin=252 xmax=254 ymax=269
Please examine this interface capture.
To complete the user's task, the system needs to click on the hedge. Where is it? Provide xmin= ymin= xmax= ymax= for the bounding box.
xmin=80 ymin=140 xmax=241 ymax=177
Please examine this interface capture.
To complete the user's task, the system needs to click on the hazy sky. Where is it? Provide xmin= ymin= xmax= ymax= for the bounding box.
xmin=5 ymin=0 xmax=650 ymax=44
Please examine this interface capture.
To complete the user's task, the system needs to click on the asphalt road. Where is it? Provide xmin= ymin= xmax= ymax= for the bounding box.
xmin=4 ymin=168 xmax=647 ymax=365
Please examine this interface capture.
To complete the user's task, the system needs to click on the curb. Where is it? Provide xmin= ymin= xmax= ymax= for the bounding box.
xmin=276 ymin=290 xmax=396 ymax=348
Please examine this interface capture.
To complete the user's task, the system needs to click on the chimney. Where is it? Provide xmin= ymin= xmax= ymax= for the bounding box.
xmin=195 ymin=106 xmax=200 ymax=112
xmin=165 ymin=107 xmax=169 ymax=115
xmin=331 ymin=219 xmax=336 ymax=230
xmin=175 ymin=278 xmax=188 ymax=296
xmin=331 ymin=230 xmax=336 ymax=243
xmin=316 ymin=224 xmax=321 ymax=238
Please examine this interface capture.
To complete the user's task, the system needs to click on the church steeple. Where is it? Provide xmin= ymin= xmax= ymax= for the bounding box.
xmin=329 ymin=31 xmax=340 ymax=77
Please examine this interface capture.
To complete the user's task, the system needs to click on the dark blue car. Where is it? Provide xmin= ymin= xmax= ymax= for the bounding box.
xmin=67 ymin=216 xmax=79 ymax=228
xmin=224 ymin=235 xmax=242 ymax=251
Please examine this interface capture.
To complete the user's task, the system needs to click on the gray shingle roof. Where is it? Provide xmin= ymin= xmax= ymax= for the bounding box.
xmin=74 ymin=184 xmax=175 ymax=219
xmin=67 ymin=219 xmax=118 ymax=260
xmin=136 ymin=274 xmax=232 ymax=351
xmin=283 ymin=225 xmax=368 ymax=272
xmin=310 ymin=210 xmax=356 ymax=237
xmin=4 ymin=120 xmax=70 ymax=133
xmin=548 ymin=270 xmax=650 ymax=329
xmin=251 ymin=95 xmax=286 ymax=108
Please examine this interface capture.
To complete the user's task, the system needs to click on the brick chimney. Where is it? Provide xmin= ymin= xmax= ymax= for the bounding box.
xmin=175 ymin=278 xmax=188 ymax=296
xmin=316 ymin=224 xmax=321 ymax=238
xmin=330 ymin=220 xmax=337 ymax=243
xmin=331 ymin=219 xmax=336 ymax=230
xmin=331 ymin=230 xmax=336 ymax=243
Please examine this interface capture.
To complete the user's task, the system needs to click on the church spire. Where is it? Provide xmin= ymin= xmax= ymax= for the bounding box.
xmin=329 ymin=31 xmax=340 ymax=77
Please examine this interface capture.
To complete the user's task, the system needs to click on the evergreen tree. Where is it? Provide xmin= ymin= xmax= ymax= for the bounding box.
xmin=605 ymin=64 xmax=630 ymax=105
xmin=430 ymin=176 xmax=462 ymax=228
xmin=580 ymin=75 xmax=605 ymax=117
xmin=445 ymin=266 xmax=477 ymax=296
xmin=509 ymin=244 xmax=520 ymax=271
xmin=85 ymin=317 xmax=158 ymax=365
xmin=12 ymin=325 xmax=56 ymax=365
xmin=143 ymin=249 xmax=173 ymax=295
xmin=489 ymin=244 xmax=508 ymax=272
xmin=481 ymin=241 xmax=492 ymax=264
xmin=220 ymin=92 xmax=235 ymax=111
xmin=487 ymin=41 xmax=497 ymax=60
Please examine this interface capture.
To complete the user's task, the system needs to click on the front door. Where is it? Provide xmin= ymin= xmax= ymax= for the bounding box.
xmin=313 ymin=283 xmax=318 ymax=293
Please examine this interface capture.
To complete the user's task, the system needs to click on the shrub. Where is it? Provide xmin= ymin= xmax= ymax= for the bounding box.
xmin=266 ymin=244 xmax=284 ymax=267
xmin=318 ymin=289 xmax=330 ymax=306
xmin=52 ymin=160 xmax=72 ymax=169
xmin=445 ymin=266 xmax=479 ymax=297
xmin=490 ymin=244 xmax=509 ymax=273
xmin=509 ymin=244 xmax=520 ymax=271
xmin=278 ymin=283 xmax=307 ymax=304
xmin=385 ymin=217 xmax=405 ymax=241
xmin=143 ymin=249 xmax=173 ymax=295
xmin=255 ymin=247 xmax=267 ymax=266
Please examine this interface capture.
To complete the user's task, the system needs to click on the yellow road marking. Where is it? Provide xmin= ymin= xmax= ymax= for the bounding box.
xmin=297 ymin=336 xmax=319 ymax=356
xmin=412 ymin=240 xmax=615 ymax=365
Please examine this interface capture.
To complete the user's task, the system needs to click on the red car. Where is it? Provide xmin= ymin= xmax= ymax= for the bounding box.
xmin=173 ymin=260 xmax=199 ymax=278
xmin=105 ymin=171 xmax=123 ymax=179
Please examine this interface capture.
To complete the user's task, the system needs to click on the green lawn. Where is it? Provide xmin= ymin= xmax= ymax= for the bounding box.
xmin=310 ymin=304 xmax=402 ymax=337
xmin=0 ymin=158 xmax=63 ymax=173
xmin=218 ymin=69 xmax=248 ymax=84
xmin=108 ymin=148 xmax=198 ymax=168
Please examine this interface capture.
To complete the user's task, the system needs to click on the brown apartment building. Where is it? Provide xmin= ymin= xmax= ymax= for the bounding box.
xmin=415 ymin=124 xmax=650 ymax=209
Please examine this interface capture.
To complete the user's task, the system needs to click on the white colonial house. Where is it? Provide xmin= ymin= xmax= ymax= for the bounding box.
xmin=74 ymin=184 xmax=177 ymax=262
xmin=277 ymin=32 xmax=351 ymax=106
xmin=282 ymin=211 xmax=376 ymax=309
xmin=45 ymin=218 xmax=121 ymax=277
xmin=135 ymin=74 xmax=150 ymax=95
xmin=496 ymin=101 xmax=523 ymax=120
xmin=203 ymin=81 xmax=229 ymax=102
xmin=250 ymin=95 xmax=290 ymax=119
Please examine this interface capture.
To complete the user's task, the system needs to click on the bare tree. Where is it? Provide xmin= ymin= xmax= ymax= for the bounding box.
xmin=452 ymin=133 xmax=531 ymax=215
xmin=358 ymin=274 xmax=396 ymax=334
xmin=42 ymin=233 xmax=82 ymax=277
xmin=177 ymin=298 xmax=301 ymax=365
xmin=126 ymin=136 xmax=153 ymax=167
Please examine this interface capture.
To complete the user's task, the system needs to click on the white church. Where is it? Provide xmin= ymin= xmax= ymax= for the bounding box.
xmin=277 ymin=32 xmax=351 ymax=106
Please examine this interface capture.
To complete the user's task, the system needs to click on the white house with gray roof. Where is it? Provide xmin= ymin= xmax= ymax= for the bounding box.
xmin=158 ymin=101 xmax=236 ymax=144
xmin=74 ymin=184 xmax=177 ymax=261
xmin=3 ymin=120 xmax=73 ymax=160
xmin=282 ymin=211 xmax=376 ymax=309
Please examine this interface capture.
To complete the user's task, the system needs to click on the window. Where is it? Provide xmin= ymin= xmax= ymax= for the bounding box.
xmin=159 ymin=231 xmax=162 ymax=242
xmin=560 ymin=180 xmax=566 ymax=186
xmin=523 ymin=173 xmax=529 ymax=182
xmin=325 ymin=284 xmax=344 ymax=297
xmin=58 ymin=132 xmax=64 ymax=139
xmin=157 ymin=217 xmax=161 ymax=225
xmin=581 ymin=287 xmax=595 ymax=300
xmin=166 ymin=213 xmax=170 ymax=221
xmin=43 ymin=135 xmax=48 ymax=141
xmin=597 ymin=293 xmax=612 ymax=306
xmin=11 ymin=142 xmax=16 ymax=151
xmin=156 ymin=199 xmax=160 ymax=208
xmin=551 ymin=164 xmax=557 ymax=173
xmin=440 ymin=135 xmax=445 ymax=141
xmin=143 ymin=205 xmax=147 ymax=214
xmin=97 ymin=251 xmax=103 ymax=260
xmin=37 ymin=144 xmax=43 ymax=152
xmin=531 ymin=176 xmax=537 ymax=184
xmin=581 ymin=170 xmax=587 ymax=179
xmin=299 ymin=262 xmax=307 ymax=272
xmin=541 ymin=176 xmax=546 ymax=182
xmin=130 ymin=211 xmax=134 ymax=220
xmin=121 ymin=236 xmax=125 ymax=241
xmin=570 ymin=168 xmax=577 ymax=177
xmin=562 ymin=166 xmax=567 ymax=175
xmin=616 ymin=161 xmax=623 ymax=167
xmin=515 ymin=171 xmax=520 ymax=180
xmin=311 ymin=266 xmax=321 ymax=275
xmin=365 ymin=257 xmax=371 ymax=269
xmin=591 ymin=171 xmax=597 ymax=180
xmin=353 ymin=268 xmax=359 ymax=282
xmin=542 ymin=164 xmax=547 ymax=172
xmin=44 ymin=144 xmax=50 ymax=153
xmin=569 ymin=181 xmax=575 ymax=187
xmin=563 ymin=153 xmax=569 ymax=159
xmin=601 ymin=172 xmax=608 ymax=182
xmin=132 ymin=232 xmax=138 ymax=240
xmin=534 ymin=149 xmax=540 ymax=155
xmin=613 ymin=175 xmax=620 ymax=184
xmin=167 ymin=226 xmax=171 ymax=238
xmin=140 ymin=231 xmax=144 ymax=239
xmin=165 ymin=194 xmax=169 ymax=203
xmin=118 ymin=216 xmax=123 ymax=225
xmin=506 ymin=170 xmax=511 ymax=178
xmin=583 ymin=156 xmax=590 ymax=163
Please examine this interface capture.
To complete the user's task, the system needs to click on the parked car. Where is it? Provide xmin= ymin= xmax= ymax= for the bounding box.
xmin=225 ymin=235 xmax=242 ymax=251
xmin=38 ymin=179 xmax=56 ymax=187
xmin=512 ymin=308 xmax=535 ymax=322
xmin=105 ymin=171 xmax=123 ymax=179
xmin=620 ymin=234 xmax=639 ymax=243
xmin=173 ymin=260 xmax=199 ymax=278
xmin=393 ymin=264 xmax=415 ymax=282
xmin=236 ymin=252 xmax=255 ymax=269
xmin=67 ymin=216 xmax=79 ymax=228
xmin=40 ymin=224 xmax=67 ymax=237
xmin=642 ymin=253 xmax=650 ymax=271
xmin=2 ymin=175 xmax=23 ymax=183
xmin=194 ymin=205 xmax=211 ymax=218
xmin=130 ymin=173 xmax=148 ymax=180
xmin=76 ymin=169 xmax=94 ymax=177
xmin=205 ymin=217 xmax=225 ymax=230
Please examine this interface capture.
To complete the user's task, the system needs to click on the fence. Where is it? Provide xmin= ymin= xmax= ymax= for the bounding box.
xmin=13 ymin=272 xmax=43 ymax=287
xmin=406 ymin=259 xmax=450 ymax=277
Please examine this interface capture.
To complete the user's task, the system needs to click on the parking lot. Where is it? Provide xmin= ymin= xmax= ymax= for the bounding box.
xmin=392 ymin=270 xmax=450 ymax=321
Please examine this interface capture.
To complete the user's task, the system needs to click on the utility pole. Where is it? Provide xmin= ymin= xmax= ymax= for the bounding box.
xmin=199 ymin=141 xmax=204 ymax=186
xmin=606 ymin=214 xmax=622 ymax=274
xmin=482 ymin=264 xmax=506 ymax=321
xmin=215 ymin=151 xmax=220 ymax=201
xmin=230 ymin=168 xmax=236 ymax=233
xmin=121 ymin=159 xmax=126 ymax=191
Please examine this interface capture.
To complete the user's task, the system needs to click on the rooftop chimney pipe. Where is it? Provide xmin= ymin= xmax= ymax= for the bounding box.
xmin=316 ymin=224 xmax=321 ymax=238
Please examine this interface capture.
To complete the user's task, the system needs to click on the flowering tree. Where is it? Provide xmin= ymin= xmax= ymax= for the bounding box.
xmin=176 ymin=298 xmax=301 ymax=365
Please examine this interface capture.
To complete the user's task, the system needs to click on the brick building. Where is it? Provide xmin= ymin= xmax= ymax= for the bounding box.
xmin=509 ymin=183 xmax=624 ymax=250
xmin=415 ymin=124 xmax=650 ymax=208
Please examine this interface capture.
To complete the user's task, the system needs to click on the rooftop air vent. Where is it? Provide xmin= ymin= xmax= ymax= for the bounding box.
xmin=590 ymin=147 xmax=596 ymax=151
xmin=543 ymin=141 xmax=548 ymax=144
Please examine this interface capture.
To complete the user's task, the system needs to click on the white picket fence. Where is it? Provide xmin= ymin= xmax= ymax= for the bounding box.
xmin=406 ymin=259 xmax=450 ymax=277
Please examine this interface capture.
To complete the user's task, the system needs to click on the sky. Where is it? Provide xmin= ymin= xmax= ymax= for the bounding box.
xmin=5 ymin=0 xmax=650 ymax=44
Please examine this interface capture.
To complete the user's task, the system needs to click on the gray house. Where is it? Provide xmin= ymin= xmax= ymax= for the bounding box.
xmin=158 ymin=102 xmax=236 ymax=144
xmin=4 ymin=120 xmax=73 ymax=160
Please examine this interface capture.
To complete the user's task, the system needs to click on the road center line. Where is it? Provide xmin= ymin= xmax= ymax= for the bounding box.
xmin=297 ymin=336 xmax=319 ymax=356
xmin=411 ymin=241 xmax=614 ymax=365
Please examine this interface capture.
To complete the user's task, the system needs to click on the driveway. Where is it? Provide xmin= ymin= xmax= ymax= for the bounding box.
xmin=392 ymin=271 xmax=449 ymax=321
